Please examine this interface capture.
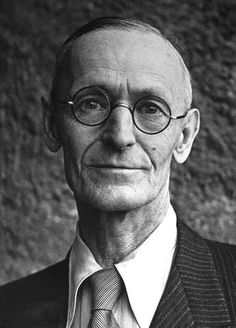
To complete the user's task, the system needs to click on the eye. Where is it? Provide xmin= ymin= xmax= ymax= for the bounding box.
xmin=133 ymin=97 xmax=171 ymax=133
xmin=135 ymin=99 xmax=169 ymax=117
xmin=80 ymin=98 xmax=104 ymax=111
xmin=75 ymin=96 xmax=108 ymax=113
xmin=140 ymin=102 xmax=162 ymax=115
xmin=72 ymin=89 xmax=111 ymax=125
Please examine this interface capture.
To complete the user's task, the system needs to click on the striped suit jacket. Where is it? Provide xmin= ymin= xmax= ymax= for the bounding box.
xmin=0 ymin=220 xmax=236 ymax=328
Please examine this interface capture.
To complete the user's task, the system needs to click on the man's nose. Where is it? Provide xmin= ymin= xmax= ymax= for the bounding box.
xmin=101 ymin=104 xmax=136 ymax=150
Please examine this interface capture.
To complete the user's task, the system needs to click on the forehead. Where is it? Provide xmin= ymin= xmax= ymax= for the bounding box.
xmin=64 ymin=29 xmax=187 ymax=104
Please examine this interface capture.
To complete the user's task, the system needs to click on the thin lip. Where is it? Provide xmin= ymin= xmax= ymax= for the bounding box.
xmin=87 ymin=164 xmax=146 ymax=170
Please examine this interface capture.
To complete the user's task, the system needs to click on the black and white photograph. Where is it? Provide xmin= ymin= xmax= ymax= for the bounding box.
xmin=0 ymin=1 xmax=236 ymax=327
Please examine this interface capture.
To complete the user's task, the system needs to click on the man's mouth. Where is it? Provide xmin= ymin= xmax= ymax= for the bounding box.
xmin=87 ymin=163 xmax=148 ymax=171
xmin=91 ymin=164 xmax=141 ymax=169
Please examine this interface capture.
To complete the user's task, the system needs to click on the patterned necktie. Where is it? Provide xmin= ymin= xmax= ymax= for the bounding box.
xmin=88 ymin=268 xmax=123 ymax=328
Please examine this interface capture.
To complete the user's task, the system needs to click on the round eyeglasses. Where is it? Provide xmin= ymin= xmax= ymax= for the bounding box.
xmin=58 ymin=86 xmax=188 ymax=135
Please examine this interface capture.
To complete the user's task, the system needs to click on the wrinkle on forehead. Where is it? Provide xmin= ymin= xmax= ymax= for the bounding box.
xmin=53 ymin=29 xmax=192 ymax=110
xmin=70 ymin=67 xmax=174 ymax=104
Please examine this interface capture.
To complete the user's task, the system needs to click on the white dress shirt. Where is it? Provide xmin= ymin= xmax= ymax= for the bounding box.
xmin=66 ymin=204 xmax=177 ymax=328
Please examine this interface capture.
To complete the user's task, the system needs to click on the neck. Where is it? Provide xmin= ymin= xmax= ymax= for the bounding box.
xmin=77 ymin=189 xmax=170 ymax=268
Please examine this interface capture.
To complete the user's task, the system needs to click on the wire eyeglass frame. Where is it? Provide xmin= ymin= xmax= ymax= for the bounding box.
xmin=57 ymin=86 xmax=188 ymax=135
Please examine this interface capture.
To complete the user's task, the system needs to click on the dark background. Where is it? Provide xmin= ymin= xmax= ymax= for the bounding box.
xmin=0 ymin=0 xmax=236 ymax=285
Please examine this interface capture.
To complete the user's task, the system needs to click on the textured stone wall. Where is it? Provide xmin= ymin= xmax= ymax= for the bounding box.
xmin=0 ymin=0 xmax=235 ymax=284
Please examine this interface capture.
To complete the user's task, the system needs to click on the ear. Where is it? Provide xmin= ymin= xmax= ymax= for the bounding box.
xmin=173 ymin=108 xmax=200 ymax=164
xmin=41 ymin=96 xmax=61 ymax=152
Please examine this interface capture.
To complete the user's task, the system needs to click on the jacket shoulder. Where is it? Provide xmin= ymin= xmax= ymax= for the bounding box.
xmin=177 ymin=220 xmax=236 ymax=321
xmin=178 ymin=219 xmax=236 ymax=265
xmin=178 ymin=219 xmax=236 ymax=285
xmin=207 ymin=238 xmax=236 ymax=273
xmin=207 ymin=239 xmax=236 ymax=314
xmin=0 ymin=258 xmax=69 ymax=328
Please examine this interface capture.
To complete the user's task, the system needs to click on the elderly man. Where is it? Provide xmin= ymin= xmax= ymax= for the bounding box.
xmin=1 ymin=17 xmax=236 ymax=328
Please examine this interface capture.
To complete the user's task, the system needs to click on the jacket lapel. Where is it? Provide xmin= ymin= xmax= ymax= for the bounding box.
xmin=151 ymin=220 xmax=233 ymax=328
xmin=150 ymin=264 xmax=194 ymax=328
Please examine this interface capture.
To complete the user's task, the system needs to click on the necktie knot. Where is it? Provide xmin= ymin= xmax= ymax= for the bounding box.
xmin=90 ymin=267 xmax=123 ymax=311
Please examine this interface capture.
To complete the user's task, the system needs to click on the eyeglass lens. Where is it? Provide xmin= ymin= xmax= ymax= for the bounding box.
xmin=72 ymin=87 xmax=171 ymax=133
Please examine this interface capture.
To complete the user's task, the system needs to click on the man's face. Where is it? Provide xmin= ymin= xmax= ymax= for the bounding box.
xmin=54 ymin=29 xmax=187 ymax=211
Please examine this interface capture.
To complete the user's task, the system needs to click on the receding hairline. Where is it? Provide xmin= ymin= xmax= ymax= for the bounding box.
xmin=51 ymin=17 xmax=192 ymax=108
xmin=56 ymin=18 xmax=165 ymax=66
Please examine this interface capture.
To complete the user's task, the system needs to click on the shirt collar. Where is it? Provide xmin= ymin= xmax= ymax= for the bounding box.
xmin=67 ymin=232 xmax=102 ymax=326
xmin=67 ymin=204 xmax=177 ymax=328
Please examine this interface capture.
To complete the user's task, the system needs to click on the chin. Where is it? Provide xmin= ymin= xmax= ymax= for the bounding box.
xmin=77 ymin=184 xmax=153 ymax=212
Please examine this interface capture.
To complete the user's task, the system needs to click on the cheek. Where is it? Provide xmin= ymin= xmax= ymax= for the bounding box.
xmin=58 ymin=116 xmax=92 ymax=162
xmin=62 ymin=141 xmax=83 ymax=193
xmin=146 ymin=134 xmax=175 ymax=170
xmin=57 ymin=120 xmax=90 ymax=188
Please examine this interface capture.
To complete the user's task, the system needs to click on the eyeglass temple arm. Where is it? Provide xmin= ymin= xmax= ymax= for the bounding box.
xmin=169 ymin=112 xmax=188 ymax=120
xmin=58 ymin=100 xmax=74 ymax=105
